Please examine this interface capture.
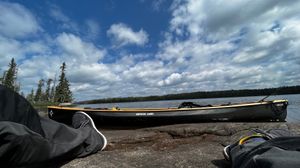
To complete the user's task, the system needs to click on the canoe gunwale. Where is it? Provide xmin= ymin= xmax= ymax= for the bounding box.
xmin=47 ymin=99 xmax=288 ymax=113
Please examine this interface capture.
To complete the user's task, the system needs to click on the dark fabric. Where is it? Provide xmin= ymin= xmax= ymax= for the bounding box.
xmin=230 ymin=129 xmax=300 ymax=168
xmin=0 ymin=85 xmax=44 ymax=136
xmin=252 ymin=128 xmax=294 ymax=139
xmin=40 ymin=117 xmax=103 ymax=158
xmin=0 ymin=84 xmax=104 ymax=167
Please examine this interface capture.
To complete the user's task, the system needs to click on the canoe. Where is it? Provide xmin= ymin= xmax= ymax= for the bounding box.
xmin=48 ymin=99 xmax=288 ymax=124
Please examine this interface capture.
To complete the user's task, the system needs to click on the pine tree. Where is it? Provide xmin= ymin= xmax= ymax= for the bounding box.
xmin=45 ymin=79 xmax=53 ymax=102
xmin=26 ymin=88 xmax=35 ymax=103
xmin=34 ymin=79 xmax=44 ymax=102
xmin=15 ymin=82 xmax=21 ymax=93
xmin=54 ymin=62 xmax=73 ymax=103
xmin=0 ymin=71 xmax=4 ymax=84
xmin=3 ymin=58 xmax=18 ymax=91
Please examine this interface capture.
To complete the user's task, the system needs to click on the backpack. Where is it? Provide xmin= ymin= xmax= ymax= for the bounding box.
xmin=224 ymin=129 xmax=300 ymax=168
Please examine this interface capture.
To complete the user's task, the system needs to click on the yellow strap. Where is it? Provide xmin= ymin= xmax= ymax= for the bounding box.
xmin=238 ymin=134 xmax=266 ymax=145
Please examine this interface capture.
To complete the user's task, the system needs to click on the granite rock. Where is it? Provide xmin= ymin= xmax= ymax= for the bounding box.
xmin=62 ymin=122 xmax=300 ymax=168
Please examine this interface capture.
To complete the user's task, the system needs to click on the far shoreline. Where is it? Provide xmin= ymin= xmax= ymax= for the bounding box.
xmin=76 ymin=85 xmax=300 ymax=104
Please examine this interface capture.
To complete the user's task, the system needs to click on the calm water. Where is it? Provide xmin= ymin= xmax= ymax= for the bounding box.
xmin=80 ymin=94 xmax=300 ymax=123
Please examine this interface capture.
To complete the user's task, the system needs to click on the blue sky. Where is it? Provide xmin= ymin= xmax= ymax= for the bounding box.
xmin=0 ymin=0 xmax=300 ymax=101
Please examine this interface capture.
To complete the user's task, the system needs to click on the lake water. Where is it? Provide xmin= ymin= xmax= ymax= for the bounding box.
xmin=80 ymin=94 xmax=300 ymax=123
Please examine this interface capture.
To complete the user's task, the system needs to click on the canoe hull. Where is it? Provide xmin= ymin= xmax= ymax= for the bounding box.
xmin=48 ymin=100 xmax=288 ymax=125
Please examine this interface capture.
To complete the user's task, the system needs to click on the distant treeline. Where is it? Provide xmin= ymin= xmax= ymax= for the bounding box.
xmin=77 ymin=85 xmax=300 ymax=104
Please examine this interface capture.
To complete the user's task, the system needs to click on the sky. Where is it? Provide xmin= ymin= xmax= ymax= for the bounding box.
xmin=0 ymin=0 xmax=300 ymax=101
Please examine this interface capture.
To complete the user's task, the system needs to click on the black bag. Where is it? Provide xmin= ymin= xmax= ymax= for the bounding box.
xmin=226 ymin=129 xmax=300 ymax=168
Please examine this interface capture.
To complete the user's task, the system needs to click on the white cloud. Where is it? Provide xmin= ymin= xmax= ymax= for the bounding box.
xmin=19 ymin=55 xmax=59 ymax=79
xmin=0 ymin=2 xmax=40 ymax=38
xmin=68 ymin=63 xmax=120 ymax=84
xmin=158 ymin=73 xmax=184 ymax=86
xmin=49 ymin=4 xmax=79 ymax=32
xmin=107 ymin=23 xmax=149 ymax=47
xmin=85 ymin=19 xmax=100 ymax=40
xmin=152 ymin=0 xmax=167 ymax=11
xmin=158 ymin=38 xmax=234 ymax=68
xmin=155 ymin=0 xmax=300 ymax=93
xmin=233 ymin=50 xmax=268 ymax=63
xmin=0 ymin=37 xmax=22 ymax=68
xmin=0 ymin=37 xmax=49 ymax=70
xmin=18 ymin=55 xmax=62 ymax=93
xmin=122 ymin=60 xmax=170 ymax=87
xmin=232 ymin=18 xmax=300 ymax=64
xmin=49 ymin=5 xmax=69 ymax=22
xmin=56 ymin=33 xmax=106 ymax=63
xmin=170 ymin=0 xmax=300 ymax=39
xmin=0 ymin=30 xmax=113 ymax=100
xmin=1 ymin=0 xmax=300 ymax=101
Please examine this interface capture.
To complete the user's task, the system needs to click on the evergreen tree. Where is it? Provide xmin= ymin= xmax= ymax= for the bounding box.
xmin=54 ymin=62 xmax=73 ymax=103
xmin=34 ymin=79 xmax=44 ymax=102
xmin=0 ymin=70 xmax=4 ymax=84
xmin=26 ymin=88 xmax=35 ymax=103
xmin=15 ymin=82 xmax=21 ymax=93
xmin=3 ymin=58 xmax=18 ymax=91
xmin=45 ymin=78 xmax=53 ymax=102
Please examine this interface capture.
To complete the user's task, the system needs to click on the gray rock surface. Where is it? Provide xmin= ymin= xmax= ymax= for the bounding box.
xmin=62 ymin=122 xmax=300 ymax=168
